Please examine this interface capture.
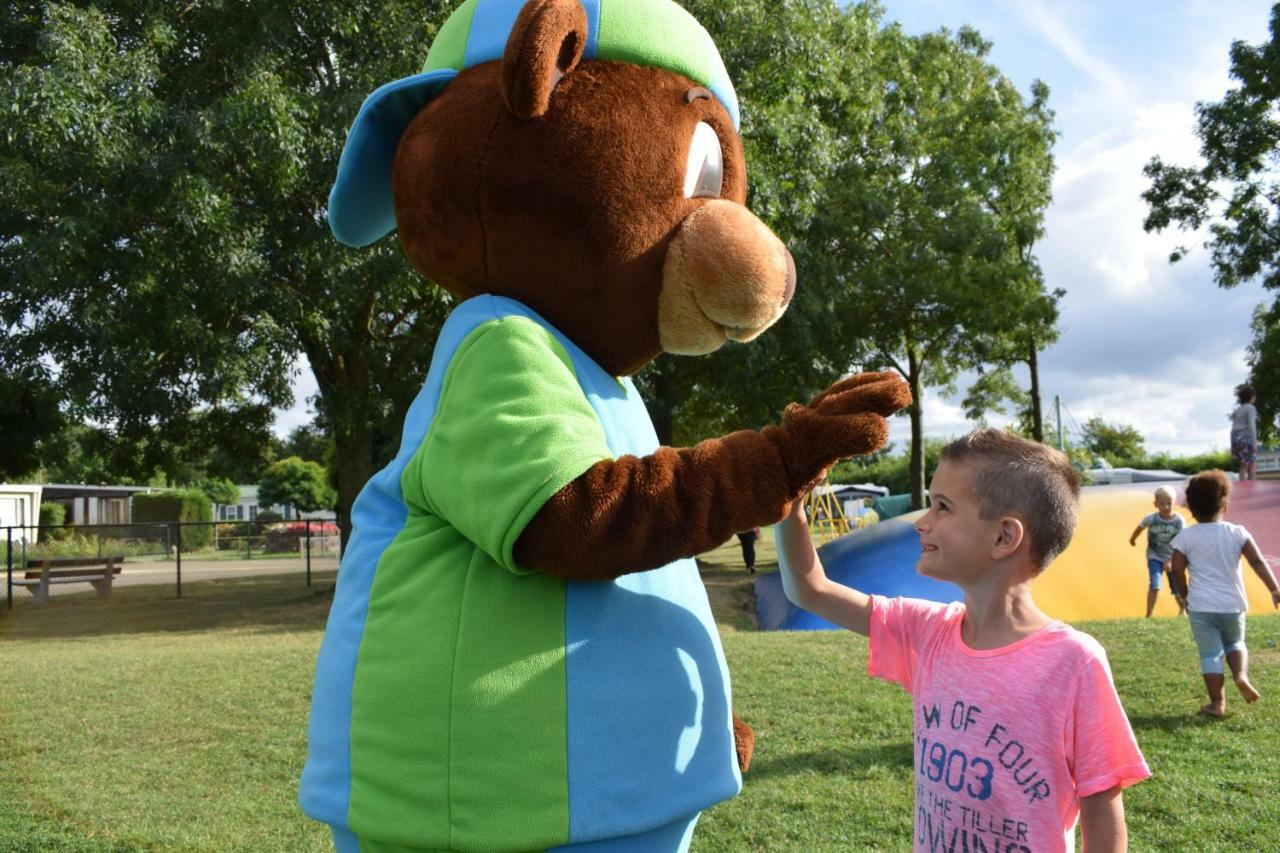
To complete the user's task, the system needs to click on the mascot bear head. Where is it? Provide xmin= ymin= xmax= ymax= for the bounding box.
xmin=327 ymin=0 xmax=794 ymax=376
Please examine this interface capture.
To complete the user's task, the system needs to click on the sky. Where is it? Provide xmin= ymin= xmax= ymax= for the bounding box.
xmin=873 ymin=0 xmax=1275 ymax=455
xmin=273 ymin=0 xmax=1275 ymax=457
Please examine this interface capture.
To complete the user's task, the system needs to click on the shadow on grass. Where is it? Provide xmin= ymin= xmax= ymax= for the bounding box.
xmin=1127 ymin=711 xmax=1223 ymax=733
xmin=749 ymin=740 xmax=913 ymax=781
xmin=699 ymin=564 xmax=765 ymax=633
xmin=0 ymin=571 xmax=336 ymax=641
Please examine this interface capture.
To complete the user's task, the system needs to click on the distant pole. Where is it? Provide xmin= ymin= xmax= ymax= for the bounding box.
xmin=305 ymin=519 xmax=312 ymax=588
xmin=1055 ymin=395 xmax=1065 ymax=451
xmin=175 ymin=523 xmax=183 ymax=599
xmin=6 ymin=527 xmax=12 ymax=611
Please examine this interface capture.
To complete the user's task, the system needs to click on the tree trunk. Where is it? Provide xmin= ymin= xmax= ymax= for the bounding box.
xmin=908 ymin=348 xmax=926 ymax=511
xmin=1027 ymin=335 xmax=1044 ymax=444
xmin=309 ymin=346 xmax=375 ymax=552
xmin=332 ymin=418 xmax=373 ymax=552
xmin=641 ymin=360 xmax=676 ymax=446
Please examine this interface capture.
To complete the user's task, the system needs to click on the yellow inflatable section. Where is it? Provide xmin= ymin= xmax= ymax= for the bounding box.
xmin=1034 ymin=482 xmax=1278 ymax=622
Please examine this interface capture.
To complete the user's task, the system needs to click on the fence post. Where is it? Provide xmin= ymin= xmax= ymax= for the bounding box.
xmin=175 ymin=523 xmax=183 ymax=599
xmin=6 ymin=527 xmax=12 ymax=611
xmin=305 ymin=519 xmax=312 ymax=587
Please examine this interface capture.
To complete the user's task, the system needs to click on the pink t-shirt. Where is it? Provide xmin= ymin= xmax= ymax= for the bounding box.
xmin=868 ymin=596 xmax=1150 ymax=853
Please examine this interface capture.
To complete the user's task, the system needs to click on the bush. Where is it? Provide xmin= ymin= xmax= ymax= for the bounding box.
xmin=1117 ymin=449 xmax=1235 ymax=475
xmin=263 ymin=520 xmax=337 ymax=553
xmin=26 ymin=534 xmax=159 ymax=561
xmin=131 ymin=491 xmax=213 ymax=550
xmin=38 ymin=502 xmax=70 ymax=541
xmin=258 ymin=456 xmax=335 ymax=513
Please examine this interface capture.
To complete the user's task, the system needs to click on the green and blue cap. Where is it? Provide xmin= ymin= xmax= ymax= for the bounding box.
xmin=328 ymin=0 xmax=739 ymax=247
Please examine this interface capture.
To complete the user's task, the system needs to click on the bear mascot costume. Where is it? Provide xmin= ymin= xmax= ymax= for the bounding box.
xmin=299 ymin=0 xmax=911 ymax=850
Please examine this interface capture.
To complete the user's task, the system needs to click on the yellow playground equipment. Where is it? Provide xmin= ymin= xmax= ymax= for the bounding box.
xmin=803 ymin=481 xmax=878 ymax=541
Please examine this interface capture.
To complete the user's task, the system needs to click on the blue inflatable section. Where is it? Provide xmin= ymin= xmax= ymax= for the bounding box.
xmin=755 ymin=516 xmax=964 ymax=631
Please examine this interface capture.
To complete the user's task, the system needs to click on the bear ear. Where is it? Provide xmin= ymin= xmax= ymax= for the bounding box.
xmin=502 ymin=0 xmax=588 ymax=119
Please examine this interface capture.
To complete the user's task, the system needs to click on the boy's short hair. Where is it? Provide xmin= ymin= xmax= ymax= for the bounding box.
xmin=939 ymin=429 xmax=1081 ymax=569
xmin=1153 ymin=485 xmax=1177 ymax=503
xmin=1184 ymin=470 xmax=1230 ymax=523
xmin=1236 ymin=384 xmax=1255 ymax=404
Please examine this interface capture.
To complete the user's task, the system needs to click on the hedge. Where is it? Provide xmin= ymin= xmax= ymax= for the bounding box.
xmin=131 ymin=491 xmax=213 ymax=550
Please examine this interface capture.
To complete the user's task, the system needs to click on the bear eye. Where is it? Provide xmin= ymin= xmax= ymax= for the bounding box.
xmin=683 ymin=121 xmax=723 ymax=199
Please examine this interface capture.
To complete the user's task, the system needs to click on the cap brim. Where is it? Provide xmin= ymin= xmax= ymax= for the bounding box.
xmin=328 ymin=68 xmax=459 ymax=247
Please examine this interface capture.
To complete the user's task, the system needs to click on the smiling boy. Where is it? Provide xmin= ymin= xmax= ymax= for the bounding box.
xmin=777 ymin=428 xmax=1150 ymax=852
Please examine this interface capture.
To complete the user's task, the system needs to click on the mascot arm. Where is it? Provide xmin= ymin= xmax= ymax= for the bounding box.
xmin=515 ymin=372 xmax=911 ymax=580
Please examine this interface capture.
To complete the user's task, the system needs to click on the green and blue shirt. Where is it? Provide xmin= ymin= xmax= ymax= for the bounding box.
xmin=300 ymin=295 xmax=740 ymax=850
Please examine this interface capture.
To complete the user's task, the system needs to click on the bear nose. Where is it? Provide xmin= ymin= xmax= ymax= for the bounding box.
xmin=657 ymin=200 xmax=795 ymax=355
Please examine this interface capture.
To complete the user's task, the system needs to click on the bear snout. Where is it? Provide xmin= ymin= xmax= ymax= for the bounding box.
xmin=657 ymin=200 xmax=795 ymax=356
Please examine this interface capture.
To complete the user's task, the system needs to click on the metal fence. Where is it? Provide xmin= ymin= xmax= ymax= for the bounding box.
xmin=3 ymin=519 xmax=341 ymax=610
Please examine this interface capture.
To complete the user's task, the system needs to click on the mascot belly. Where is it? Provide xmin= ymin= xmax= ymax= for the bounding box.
xmin=302 ymin=297 xmax=738 ymax=851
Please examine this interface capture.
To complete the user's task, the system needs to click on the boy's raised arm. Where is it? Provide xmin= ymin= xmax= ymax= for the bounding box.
xmin=776 ymin=500 xmax=873 ymax=635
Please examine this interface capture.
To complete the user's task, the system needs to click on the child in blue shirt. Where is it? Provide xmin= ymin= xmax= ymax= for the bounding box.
xmin=1128 ymin=485 xmax=1186 ymax=617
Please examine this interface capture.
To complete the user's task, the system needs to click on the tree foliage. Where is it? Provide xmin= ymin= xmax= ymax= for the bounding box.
xmin=2 ymin=0 xmax=452 ymax=541
xmin=258 ymin=456 xmax=335 ymax=513
xmin=0 ymin=364 xmax=64 ymax=478
xmin=816 ymin=19 xmax=1058 ymax=507
xmin=1248 ymin=302 xmax=1280 ymax=442
xmin=1080 ymin=416 xmax=1146 ymax=465
xmin=199 ymin=477 xmax=240 ymax=507
xmin=1143 ymin=4 xmax=1280 ymax=440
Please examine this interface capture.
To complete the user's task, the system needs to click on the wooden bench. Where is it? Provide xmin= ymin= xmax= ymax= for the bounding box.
xmin=14 ymin=556 xmax=124 ymax=603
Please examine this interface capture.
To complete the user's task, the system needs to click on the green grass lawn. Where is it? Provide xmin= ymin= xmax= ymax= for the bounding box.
xmin=2 ymin=552 xmax=1278 ymax=851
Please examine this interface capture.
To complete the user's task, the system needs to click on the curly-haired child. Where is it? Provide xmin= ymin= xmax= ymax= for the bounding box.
xmin=1169 ymin=470 xmax=1280 ymax=717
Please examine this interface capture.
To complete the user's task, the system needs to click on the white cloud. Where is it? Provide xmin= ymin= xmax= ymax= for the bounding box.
xmin=273 ymin=356 xmax=318 ymax=439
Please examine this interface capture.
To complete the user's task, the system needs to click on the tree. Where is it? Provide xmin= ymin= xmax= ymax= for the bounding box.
xmin=962 ymin=284 xmax=1063 ymax=442
xmin=1080 ymin=416 xmax=1146 ymax=465
xmin=818 ymin=23 xmax=1058 ymax=508
xmin=2 ymin=1 xmax=451 ymax=545
xmin=258 ymin=456 xmax=335 ymax=514
xmin=200 ymin=477 xmax=240 ymax=507
xmin=1143 ymin=5 xmax=1280 ymax=439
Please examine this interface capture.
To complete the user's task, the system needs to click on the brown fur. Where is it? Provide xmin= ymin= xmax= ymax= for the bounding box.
xmin=394 ymin=57 xmax=748 ymax=376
